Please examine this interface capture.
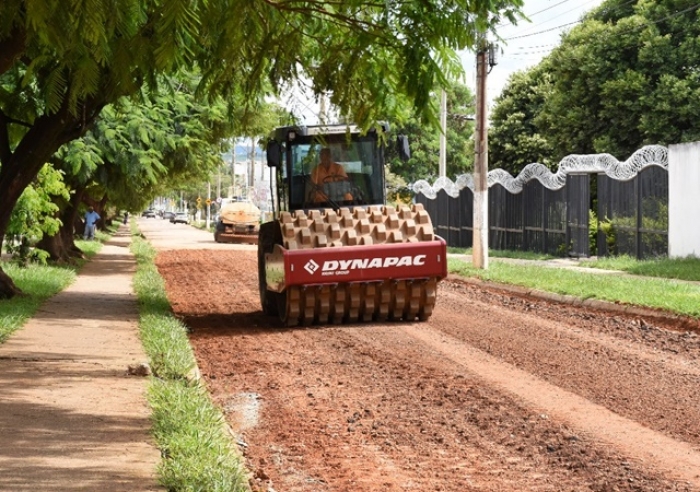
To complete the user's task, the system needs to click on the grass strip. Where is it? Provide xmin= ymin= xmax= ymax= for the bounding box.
xmin=449 ymin=257 xmax=700 ymax=318
xmin=0 ymin=236 xmax=105 ymax=342
xmin=130 ymin=234 xmax=249 ymax=492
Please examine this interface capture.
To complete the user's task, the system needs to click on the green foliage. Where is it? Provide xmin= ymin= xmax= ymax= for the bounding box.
xmin=7 ymin=165 xmax=68 ymax=238
xmin=57 ymin=74 xmax=242 ymax=212
xmin=490 ymin=0 xmax=700 ymax=170
xmin=490 ymin=65 xmax=555 ymax=175
xmin=387 ymin=80 xmax=476 ymax=183
xmin=598 ymin=216 xmax=617 ymax=255
xmin=0 ymin=0 xmax=527 ymax=277
xmin=588 ymin=209 xmax=616 ymax=256
xmin=5 ymin=165 xmax=70 ymax=262
xmin=1 ymin=0 xmax=526 ymax=127
xmin=595 ymin=199 xmax=668 ymax=258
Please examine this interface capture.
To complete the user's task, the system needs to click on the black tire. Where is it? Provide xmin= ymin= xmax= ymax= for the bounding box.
xmin=214 ymin=221 xmax=224 ymax=243
xmin=258 ymin=222 xmax=280 ymax=317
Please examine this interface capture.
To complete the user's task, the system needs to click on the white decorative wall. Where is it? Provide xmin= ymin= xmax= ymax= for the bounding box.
xmin=668 ymin=142 xmax=700 ymax=258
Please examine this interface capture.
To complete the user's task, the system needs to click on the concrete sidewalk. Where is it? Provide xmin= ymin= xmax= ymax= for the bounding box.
xmin=0 ymin=225 xmax=162 ymax=491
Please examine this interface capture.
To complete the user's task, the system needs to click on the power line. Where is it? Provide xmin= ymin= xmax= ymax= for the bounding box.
xmin=527 ymin=0 xmax=578 ymax=19
xmin=500 ymin=0 xmax=602 ymax=35
xmin=505 ymin=21 xmax=580 ymax=41
xmin=497 ymin=0 xmax=577 ymax=29
xmin=504 ymin=1 xmax=700 ymax=43
xmin=502 ymin=0 xmax=637 ymax=41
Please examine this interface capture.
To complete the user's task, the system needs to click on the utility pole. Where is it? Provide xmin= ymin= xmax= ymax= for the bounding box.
xmin=473 ymin=40 xmax=489 ymax=269
xmin=249 ymin=137 xmax=255 ymax=191
xmin=319 ymin=93 xmax=327 ymax=125
xmin=234 ymin=144 xmax=236 ymax=198
xmin=439 ymin=89 xmax=447 ymax=177
xmin=217 ymin=162 xmax=221 ymax=200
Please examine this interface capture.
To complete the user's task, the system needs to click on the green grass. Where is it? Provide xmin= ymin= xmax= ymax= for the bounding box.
xmin=0 ymin=237 xmax=104 ymax=342
xmin=130 ymin=235 xmax=248 ymax=492
xmin=581 ymin=255 xmax=700 ymax=282
xmin=449 ymin=257 xmax=700 ymax=318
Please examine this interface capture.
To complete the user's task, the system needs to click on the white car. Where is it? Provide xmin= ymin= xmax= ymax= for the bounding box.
xmin=171 ymin=212 xmax=190 ymax=224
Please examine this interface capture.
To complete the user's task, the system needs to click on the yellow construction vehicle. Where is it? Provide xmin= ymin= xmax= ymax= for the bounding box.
xmin=214 ymin=199 xmax=260 ymax=244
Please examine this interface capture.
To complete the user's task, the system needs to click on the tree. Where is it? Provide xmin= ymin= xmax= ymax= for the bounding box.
xmin=0 ymin=0 xmax=525 ymax=297
xmin=5 ymin=164 xmax=68 ymax=264
xmin=38 ymin=75 xmax=245 ymax=262
xmin=489 ymin=65 xmax=555 ymax=175
xmin=537 ymin=0 xmax=700 ymax=159
xmin=388 ymin=80 xmax=476 ymax=184
xmin=489 ymin=0 xmax=700 ymax=172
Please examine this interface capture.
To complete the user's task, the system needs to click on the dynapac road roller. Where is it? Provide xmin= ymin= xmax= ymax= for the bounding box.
xmin=259 ymin=123 xmax=447 ymax=326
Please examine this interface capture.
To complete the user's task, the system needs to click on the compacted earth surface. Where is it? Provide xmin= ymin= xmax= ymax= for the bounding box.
xmin=154 ymin=245 xmax=700 ymax=492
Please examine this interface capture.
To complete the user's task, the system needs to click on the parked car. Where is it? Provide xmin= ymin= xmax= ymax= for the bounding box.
xmin=171 ymin=212 xmax=190 ymax=224
xmin=141 ymin=209 xmax=156 ymax=218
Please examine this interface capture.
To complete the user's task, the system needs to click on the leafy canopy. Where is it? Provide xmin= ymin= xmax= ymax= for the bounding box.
xmin=0 ymin=0 xmax=525 ymax=127
xmin=489 ymin=0 xmax=700 ymax=173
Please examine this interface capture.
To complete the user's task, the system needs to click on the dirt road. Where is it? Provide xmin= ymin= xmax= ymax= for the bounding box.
xmin=143 ymin=219 xmax=700 ymax=491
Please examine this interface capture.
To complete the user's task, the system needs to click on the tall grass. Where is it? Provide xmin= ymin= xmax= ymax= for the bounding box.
xmin=130 ymin=236 xmax=249 ymax=492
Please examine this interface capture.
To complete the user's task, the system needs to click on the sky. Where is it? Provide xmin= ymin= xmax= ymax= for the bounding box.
xmin=286 ymin=0 xmax=606 ymax=123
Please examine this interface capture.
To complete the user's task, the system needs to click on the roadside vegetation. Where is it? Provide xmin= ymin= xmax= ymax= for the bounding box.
xmin=0 ymin=236 xmax=104 ymax=342
xmin=449 ymin=254 xmax=700 ymax=318
xmin=129 ymin=228 xmax=248 ymax=492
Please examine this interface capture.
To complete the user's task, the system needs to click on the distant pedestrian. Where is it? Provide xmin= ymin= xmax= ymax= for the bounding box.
xmin=84 ymin=206 xmax=100 ymax=240
xmin=123 ymin=211 xmax=129 ymax=224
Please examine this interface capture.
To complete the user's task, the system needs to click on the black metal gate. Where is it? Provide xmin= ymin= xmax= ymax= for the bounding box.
xmin=566 ymin=174 xmax=590 ymax=257
xmin=597 ymin=167 xmax=668 ymax=258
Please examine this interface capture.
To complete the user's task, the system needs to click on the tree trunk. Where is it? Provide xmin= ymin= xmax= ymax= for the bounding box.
xmin=61 ymin=191 xmax=86 ymax=258
xmin=35 ymin=232 xmax=71 ymax=263
xmin=0 ymin=267 xmax=23 ymax=298
xmin=0 ymin=95 xmax=104 ymax=299
xmin=35 ymin=188 xmax=86 ymax=263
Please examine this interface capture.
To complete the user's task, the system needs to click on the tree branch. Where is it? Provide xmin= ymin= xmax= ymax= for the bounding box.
xmin=0 ymin=24 xmax=27 ymax=77
xmin=0 ymin=110 xmax=12 ymax=166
